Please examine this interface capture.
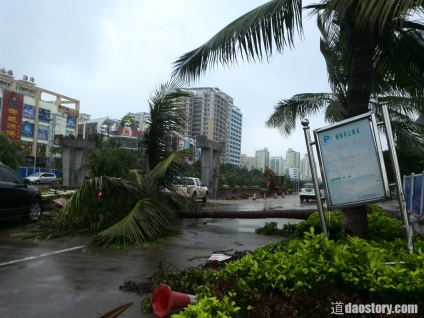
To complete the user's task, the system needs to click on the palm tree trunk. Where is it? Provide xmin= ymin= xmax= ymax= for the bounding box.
xmin=342 ymin=205 xmax=369 ymax=238
xmin=342 ymin=30 xmax=375 ymax=238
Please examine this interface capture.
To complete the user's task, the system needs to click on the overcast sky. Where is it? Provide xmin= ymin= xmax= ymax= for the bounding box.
xmin=1 ymin=1 xmax=331 ymax=158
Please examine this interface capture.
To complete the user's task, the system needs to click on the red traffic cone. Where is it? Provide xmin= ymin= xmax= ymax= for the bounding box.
xmin=152 ymin=284 xmax=196 ymax=317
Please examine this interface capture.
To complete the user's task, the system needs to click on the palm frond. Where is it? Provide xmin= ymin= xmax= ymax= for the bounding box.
xmin=51 ymin=176 xmax=141 ymax=231
xmin=266 ymin=93 xmax=336 ymax=135
xmin=172 ymin=0 xmax=303 ymax=81
xmin=94 ymin=199 xmax=174 ymax=246
xmin=327 ymin=0 xmax=424 ymax=33
xmin=374 ymin=26 xmax=424 ymax=99
xmin=143 ymin=78 xmax=190 ymax=170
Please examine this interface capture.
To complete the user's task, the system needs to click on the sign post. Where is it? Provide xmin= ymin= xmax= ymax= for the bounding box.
xmin=379 ymin=102 xmax=413 ymax=253
xmin=302 ymin=119 xmax=328 ymax=237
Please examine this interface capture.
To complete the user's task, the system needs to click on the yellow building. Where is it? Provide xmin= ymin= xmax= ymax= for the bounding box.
xmin=0 ymin=69 xmax=79 ymax=169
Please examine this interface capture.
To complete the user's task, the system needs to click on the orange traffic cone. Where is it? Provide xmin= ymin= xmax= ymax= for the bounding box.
xmin=152 ymin=284 xmax=196 ymax=317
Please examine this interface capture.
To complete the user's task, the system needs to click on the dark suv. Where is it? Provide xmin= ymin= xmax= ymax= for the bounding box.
xmin=0 ymin=162 xmax=43 ymax=222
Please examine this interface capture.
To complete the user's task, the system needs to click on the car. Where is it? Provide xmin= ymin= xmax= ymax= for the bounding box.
xmin=0 ymin=162 xmax=43 ymax=221
xmin=299 ymin=183 xmax=325 ymax=202
xmin=24 ymin=172 xmax=57 ymax=185
xmin=172 ymin=177 xmax=209 ymax=203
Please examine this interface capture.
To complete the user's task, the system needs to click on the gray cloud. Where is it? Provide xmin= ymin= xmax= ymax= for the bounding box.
xmin=1 ymin=0 xmax=330 ymax=158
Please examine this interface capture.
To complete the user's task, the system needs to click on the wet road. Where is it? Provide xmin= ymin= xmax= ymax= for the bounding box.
xmin=0 ymin=217 xmax=300 ymax=317
xmin=0 ymin=195 xmax=400 ymax=317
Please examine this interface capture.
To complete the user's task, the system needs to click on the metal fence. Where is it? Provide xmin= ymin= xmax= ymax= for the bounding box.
xmin=18 ymin=167 xmax=63 ymax=178
xmin=404 ymin=172 xmax=424 ymax=216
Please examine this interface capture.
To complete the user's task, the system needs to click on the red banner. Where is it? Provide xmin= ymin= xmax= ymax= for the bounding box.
xmin=1 ymin=90 xmax=24 ymax=142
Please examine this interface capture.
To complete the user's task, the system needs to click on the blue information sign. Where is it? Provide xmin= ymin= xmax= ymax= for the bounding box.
xmin=315 ymin=112 xmax=390 ymax=208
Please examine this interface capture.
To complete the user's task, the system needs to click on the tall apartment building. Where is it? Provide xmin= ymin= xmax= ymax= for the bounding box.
xmin=300 ymin=154 xmax=312 ymax=181
xmin=125 ymin=112 xmax=151 ymax=133
xmin=269 ymin=156 xmax=285 ymax=175
xmin=0 ymin=69 xmax=79 ymax=169
xmin=255 ymin=147 xmax=270 ymax=172
xmin=287 ymin=167 xmax=300 ymax=180
xmin=176 ymin=87 xmax=242 ymax=165
xmin=240 ymin=154 xmax=256 ymax=171
xmin=285 ymin=148 xmax=301 ymax=169
xmin=226 ymin=105 xmax=242 ymax=166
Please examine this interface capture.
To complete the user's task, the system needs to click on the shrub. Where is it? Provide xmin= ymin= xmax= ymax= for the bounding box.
xmin=255 ymin=222 xmax=297 ymax=238
xmin=295 ymin=210 xmax=343 ymax=240
xmin=171 ymin=230 xmax=424 ymax=317
xmin=294 ymin=205 xmax=406 ymax=242
xmin=172 ymin=293 xmax=240 ymax=318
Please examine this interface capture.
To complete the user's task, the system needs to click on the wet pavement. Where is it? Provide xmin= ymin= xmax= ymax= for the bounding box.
xmin=0 ymin=195 xmax=402 ymax=317
xmin=200 ymin=194 xmax=402 ymax=215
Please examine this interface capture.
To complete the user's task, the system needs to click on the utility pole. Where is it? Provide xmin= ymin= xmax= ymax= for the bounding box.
xmin=46 ymin=113 xmax=59 ymax=172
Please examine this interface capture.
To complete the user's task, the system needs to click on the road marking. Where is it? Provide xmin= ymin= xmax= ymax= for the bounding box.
xmin=0 ymin=245 xmax=86 ymax=267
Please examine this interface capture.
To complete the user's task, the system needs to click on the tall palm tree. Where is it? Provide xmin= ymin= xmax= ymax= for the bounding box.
xmin=142 ymin=78 xmax=190 ymax=171
xmin=0 ymin=132 xmax=24 ymax=169
xmin=29 ymin=153 xmax=198 ymax=246
xmin=266 ymin=18 xmax=424 ymax=152
xmin=24 ymin=79 xmax=199 ymax=246
xmin=172 ymin=0 xmax=424 ymax=238
xmin=266 ymin=23 xmax=424 ymax=236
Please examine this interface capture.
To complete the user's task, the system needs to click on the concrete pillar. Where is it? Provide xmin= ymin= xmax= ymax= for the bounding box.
xmin=62 ymin=146 xmax=71 ymax=186
xmin=54 ymin=135 xmax=95 ymax=186
xmin=196 ymin=135 xmax=225 ymax=199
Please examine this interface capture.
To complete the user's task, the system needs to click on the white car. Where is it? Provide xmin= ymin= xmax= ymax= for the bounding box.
xmin=173 ymin=177 xmax=209 ymax=203
xmin=300 ymin=183 xmax=325 ymax=202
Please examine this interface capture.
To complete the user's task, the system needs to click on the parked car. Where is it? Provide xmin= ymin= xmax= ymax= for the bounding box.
xmin=24 ymin=172 xmax=57 ymax=185
xmin=170 ymin=177 xmax=209 ymax=203
xmin=0 ymin=162 xmax=43 ymax=221
xmin=299 ymin=183 xmax=326 ymax=202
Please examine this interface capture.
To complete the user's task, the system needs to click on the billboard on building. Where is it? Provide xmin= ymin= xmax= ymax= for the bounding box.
xmin=22 ymin=122 xmax=35 ymax=137
xmin=1 ymin=90 xmax=24 ymax=142
xmin=23 ymin=104 xmax=35 ymax=119
xmin=38 ymin=125 xmax=49 ymax=140
xmin=66 ymin=115 xmax=76 ymax=128
xmin=116 ymin=116 xmax=139 ymax=137
xmin=58 ymin=104 xmax=79 ymax=117
xmin=38 ymin=108 xmax=50 ymax=122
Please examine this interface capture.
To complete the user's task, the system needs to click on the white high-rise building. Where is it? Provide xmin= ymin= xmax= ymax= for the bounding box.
xmin=126 ymin=112 xmax=151 ymax=133
xmin=226 ymin=105 xmax=242 ymax=166
xmin=255 ymin=147 xmax=270 ymax=172
xmin=269 ymin=156 xmax=285 ymax=175
xmin=300 ymin=154 xmax=312 ymax=181
xmin=287 ymin=167 xmax=300 ymax=180
xmin=240 ymin=154 xmax=256 ymax=171
xmin=285 ymin=148 xmax=301 ymax=169
xmin=176 ymin=87 xmax=242 ymax=165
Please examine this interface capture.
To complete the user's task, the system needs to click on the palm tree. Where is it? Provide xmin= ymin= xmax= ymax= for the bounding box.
xmin=24 ymin=79 xmax=199 ymax=246
xmin=0 ymin=132 xmax=24 ymax=169
xmin=266 ymin=20 xmax=424 ymax=152
xmin=30 ymin=153 xmax=198 ymax=246
xmin=172 ymin=0 xmax=424 ymax=238
xmin=266 ymin=25 xmax=424 ymax=236
xmin=142 ymin=78 xmax=190 ymax=171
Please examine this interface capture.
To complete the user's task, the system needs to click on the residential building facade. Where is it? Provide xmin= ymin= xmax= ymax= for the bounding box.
xmin=285 ymin=148 xmax=301 ymax=170
xmin=300 ymin=154 xmax=312 ymax=181
xmin=255 ymin=147 xmax=270 ymax=172
xmin=240 ymin=154 xmax=256 ymax=171
xmin=176 ymin=87 xmax=242 ymax=165
xmin=226 ymin=105 xmax=242 ymax=166
xmin=269 ymin=156 xmax=285 ymax=175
